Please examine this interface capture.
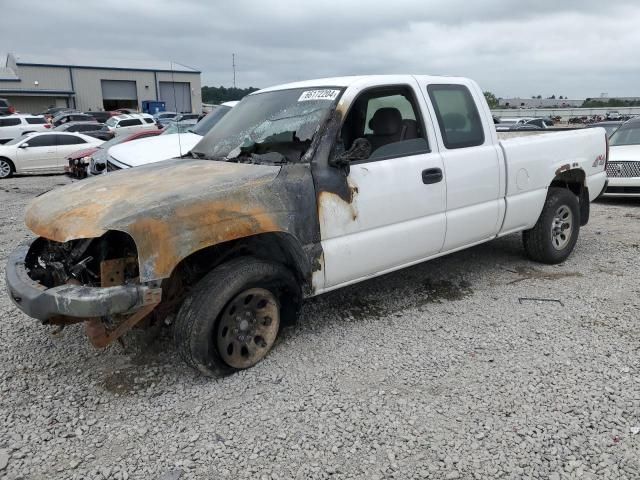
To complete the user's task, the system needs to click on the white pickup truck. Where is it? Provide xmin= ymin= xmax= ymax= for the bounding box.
xmin=6 ymin=75 xmax=608 ymax=376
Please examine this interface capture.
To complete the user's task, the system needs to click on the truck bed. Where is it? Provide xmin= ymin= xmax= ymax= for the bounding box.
xmin=497 ymin=127 xmax=608 ymax=235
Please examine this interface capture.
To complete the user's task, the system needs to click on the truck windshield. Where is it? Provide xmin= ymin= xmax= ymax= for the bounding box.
xmin=191 ymin=87 xmax=343 ymax=164
xmin=609 ymin=122 xmax=640 ymax=146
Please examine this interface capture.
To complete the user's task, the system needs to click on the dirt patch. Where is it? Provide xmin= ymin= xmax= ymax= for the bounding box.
xmin=507 ymin=266 xmax=583 ymax=285
xmin=101 ymin=368 xmax=154 ymax=395
xmin=342 ymin=296 xmax=389 ymax=321
xmin=417 ymin=279 xmax=473 ymax=303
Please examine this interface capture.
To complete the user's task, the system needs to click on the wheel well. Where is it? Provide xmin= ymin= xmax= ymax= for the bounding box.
xmin=549 ymin=169 xmax=589 ymax=226
xmin=0 ymin=157 xmax=15 ymax=171
xmin=159 ymin=233 xmax=312 ymax=321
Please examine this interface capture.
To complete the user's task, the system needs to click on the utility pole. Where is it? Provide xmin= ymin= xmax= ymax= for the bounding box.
xmin=232 ymin=53 xmax=236 ymax=88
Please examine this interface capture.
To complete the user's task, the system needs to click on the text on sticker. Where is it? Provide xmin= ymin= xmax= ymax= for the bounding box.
xmin=298 ymin=90 xmax=340 ymax=102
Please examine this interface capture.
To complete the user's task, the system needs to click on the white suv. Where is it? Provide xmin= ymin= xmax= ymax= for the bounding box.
xmin=105 ymin=113 xmax=158 ymax=136
xmin=0 ymin=115 xmax=50 ymax=144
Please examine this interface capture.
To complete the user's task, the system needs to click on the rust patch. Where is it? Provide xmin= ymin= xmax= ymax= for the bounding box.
xmin=85 ymin=303 xmax=158 ymax=348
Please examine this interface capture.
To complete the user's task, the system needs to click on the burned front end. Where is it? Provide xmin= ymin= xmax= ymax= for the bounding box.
xmin=6 ymin=232 xmax=162 ymax=347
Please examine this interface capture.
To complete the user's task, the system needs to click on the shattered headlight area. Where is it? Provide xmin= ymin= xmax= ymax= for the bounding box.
xmin=25 ymin=231 xmax=139 ymax=289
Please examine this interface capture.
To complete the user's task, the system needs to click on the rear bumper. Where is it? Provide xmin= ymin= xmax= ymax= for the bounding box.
xmin=5 ymin=240 xmax=161 ymax=322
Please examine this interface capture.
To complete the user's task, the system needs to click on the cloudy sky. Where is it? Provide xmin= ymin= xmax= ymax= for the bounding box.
xmin=3 ymin=0 xmax=640 ymax=98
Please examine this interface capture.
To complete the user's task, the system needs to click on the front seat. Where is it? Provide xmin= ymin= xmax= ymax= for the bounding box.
xmin=365 ymin=107 xmax=403 ymax=152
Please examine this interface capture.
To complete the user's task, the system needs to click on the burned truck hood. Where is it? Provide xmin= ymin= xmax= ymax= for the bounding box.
xmin=26 ymin=159 xmax=286 ymax=281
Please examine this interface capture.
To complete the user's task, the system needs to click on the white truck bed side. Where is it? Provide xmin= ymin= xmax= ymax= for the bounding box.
xmin=498 ymin=128 xmax=608 ymax=235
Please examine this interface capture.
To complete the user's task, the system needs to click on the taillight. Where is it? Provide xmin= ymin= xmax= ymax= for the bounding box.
xmin=44 ymin=124 xmax=51 ymax=129
xmin=8 ymin=106 xmax=15 ymax=114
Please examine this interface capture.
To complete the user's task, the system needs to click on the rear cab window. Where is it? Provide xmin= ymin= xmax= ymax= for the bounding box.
xmin=427 ymin=84 xmax=485 ymax=149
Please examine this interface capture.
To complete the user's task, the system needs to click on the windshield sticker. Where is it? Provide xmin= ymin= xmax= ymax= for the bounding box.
xmin=298 ymin=89 xmax=340 ymax=102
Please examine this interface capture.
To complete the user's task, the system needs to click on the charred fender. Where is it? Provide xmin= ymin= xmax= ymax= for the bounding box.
xmin=25 ymin=159 xmax=321 ymax=284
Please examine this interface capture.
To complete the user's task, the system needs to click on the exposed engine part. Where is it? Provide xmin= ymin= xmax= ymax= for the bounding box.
xmin=25 ymin=232 xmax=139 ymax=289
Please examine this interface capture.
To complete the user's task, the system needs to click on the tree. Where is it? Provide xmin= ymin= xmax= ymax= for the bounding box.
xmin=201 ymin=85 xmax=260 ymax=104
xmin=483 ymin=91 xmax=499 ymax=108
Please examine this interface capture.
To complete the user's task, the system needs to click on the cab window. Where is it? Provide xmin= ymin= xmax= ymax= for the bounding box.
xmin=338 ymin=86 xmax=429 ymax=162
xmin=427 ymin=84 xmax=485 ymax=149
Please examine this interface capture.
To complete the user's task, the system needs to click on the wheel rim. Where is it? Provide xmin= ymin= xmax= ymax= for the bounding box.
xmin=550 ymin=205 xmax=573 ymax=250
xmin=0 ymin=160 xmax=10 ymax=178
xmin=216 ymin=288 xmax=280 ymax=369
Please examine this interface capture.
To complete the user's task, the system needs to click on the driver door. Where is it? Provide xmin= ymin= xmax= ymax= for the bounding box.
xmin=319 ymin=83 xmax=446 ymax=289
xmin=15 ymin=134 xmax=59 ymax=172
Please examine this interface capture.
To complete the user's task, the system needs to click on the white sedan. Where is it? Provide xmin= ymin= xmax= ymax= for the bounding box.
xmin=105 ymin=102 xmax=237 ymax=171
xmin=603 ymin=118 xmax=640 ymax=197
xmin=0 ymin=132 xmax=103 ymax=179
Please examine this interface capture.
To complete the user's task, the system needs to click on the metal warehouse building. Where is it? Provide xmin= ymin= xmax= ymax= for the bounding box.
xmin=0 ymin=53 xmax=201 ymax=114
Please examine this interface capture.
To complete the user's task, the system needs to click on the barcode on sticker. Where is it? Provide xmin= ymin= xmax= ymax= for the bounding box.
xmin=298 ymin=89 xmax=340 ymax=102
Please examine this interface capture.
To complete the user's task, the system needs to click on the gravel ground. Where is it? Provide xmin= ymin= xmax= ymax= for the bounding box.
xmin=0 ymin=174 xmax=639 ymax=480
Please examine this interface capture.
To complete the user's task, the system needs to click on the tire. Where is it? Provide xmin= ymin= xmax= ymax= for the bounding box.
xmin=173 ymin=257 xmax=301 ymax=377
xmin=0 ymin=158 xmax=14 ymax=179
xmin=523 ymin=187 xmax=580 ymax=264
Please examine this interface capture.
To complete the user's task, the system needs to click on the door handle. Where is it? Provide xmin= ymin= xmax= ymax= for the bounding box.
xmin=422 ymin=168 xmax=443 ymax=184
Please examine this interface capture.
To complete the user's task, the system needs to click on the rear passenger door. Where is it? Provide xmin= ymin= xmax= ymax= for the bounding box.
xmin=425 ymin=83 xmax=502 ymax=251
xmin=320 ymin=82 xmax=446 ymax=288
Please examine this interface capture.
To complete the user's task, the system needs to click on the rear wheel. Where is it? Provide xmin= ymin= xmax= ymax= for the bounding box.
xmin=173 ymin=257 xmax=301 ymax=377
xmin=523 ymin=187 xmax=580 ymax=264
xmin=0 ymin=158 xmax=14 ymax=179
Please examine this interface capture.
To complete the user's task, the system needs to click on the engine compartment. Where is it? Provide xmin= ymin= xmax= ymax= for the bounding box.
xmin=24 ymin=231 xmax=139 ymax=289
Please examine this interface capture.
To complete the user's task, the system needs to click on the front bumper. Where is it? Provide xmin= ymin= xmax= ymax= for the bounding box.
xmin=602 ymin=176 xmax=640 ymax=197
xmin=5 ymin=241 xmax=161 ymax=322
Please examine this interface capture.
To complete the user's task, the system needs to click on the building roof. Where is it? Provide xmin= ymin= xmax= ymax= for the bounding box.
xmin=1 ymin=53 xmax=200 ymax=74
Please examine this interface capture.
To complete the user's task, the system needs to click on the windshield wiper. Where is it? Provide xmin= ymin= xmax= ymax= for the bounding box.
xmin=227 ymin=151 xmax=287 ymax=165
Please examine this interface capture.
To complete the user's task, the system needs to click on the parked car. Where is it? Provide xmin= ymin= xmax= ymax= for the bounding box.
xmin=585 ymin=121 xmax=623 ymax=138
xmin=0 ymin=98 xmax=16 ymax=116
xmin=113 ymin=108 xmax=139 ymax=115
xmin=105 ymin=113 xmax=158 ymax=136
xmin=5 ymin=75 xmax=608 ymax=376
xmin=0 ymin=115 xmax=51 ymax=144
xmin=54 ymin=121 xmax=114 ymax=141
xmin=66 ymin=129 xmax=163 ymax=178
xmin=172 ymin=113 xmax=200 ymax=123
xmin=85 ymin=111 xmax=115 ymax=123
xmin=601 ymin=117 xmax=640 ymax=196
xmin=106 ymin=102 xmax=236 ymax=170
xmin=495 ymin=117 xmax=533 ymax=131
xmin=0 ymin=132 xmax=102 ymax=178
xmin=51 ymin=112 xmax=96 ymax=127
xmin=41 ymin=106 xmax=76 ymax=116
xmin=153 ymin=111 xmax=178 ymax=126
xmin=161 ymin=120 xmax=198 ymax=134
xmin=524 ymin=117 xmax=554 ymax=129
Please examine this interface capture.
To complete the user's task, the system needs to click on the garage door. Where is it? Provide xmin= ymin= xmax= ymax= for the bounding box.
xmin=101 ymin=80 xmax=138 ymax=111
xmin=159 ymin=82 xmax=192 ymax=113
xmin=101 ymin=80 xmax=137 ymax=100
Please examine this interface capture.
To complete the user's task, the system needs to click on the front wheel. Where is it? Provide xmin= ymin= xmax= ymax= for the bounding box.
xmin=173 ymin=257 xmax=301 ymax=377
xmin=0 ymin=158 xmax=14 ymax=179
xmin=523 ymin=187 xmax=580 ymax=264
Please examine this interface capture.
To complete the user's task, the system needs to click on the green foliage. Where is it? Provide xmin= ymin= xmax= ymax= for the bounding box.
xmin=483 ymin=91 xmax=499 ymax=108
xmin=201 ymin=85 xmax=260 ymax=104
xmin=581 ymin=98 xmax=640 ymax=108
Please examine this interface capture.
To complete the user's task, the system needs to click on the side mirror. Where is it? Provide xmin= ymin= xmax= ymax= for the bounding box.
xmin=19 ymin=143 xmax=29 ymax=149
xmin=329 ymin=138 xmax=371 ymax=171
xmin=115 ymin=124 xmax=121 ymax=128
